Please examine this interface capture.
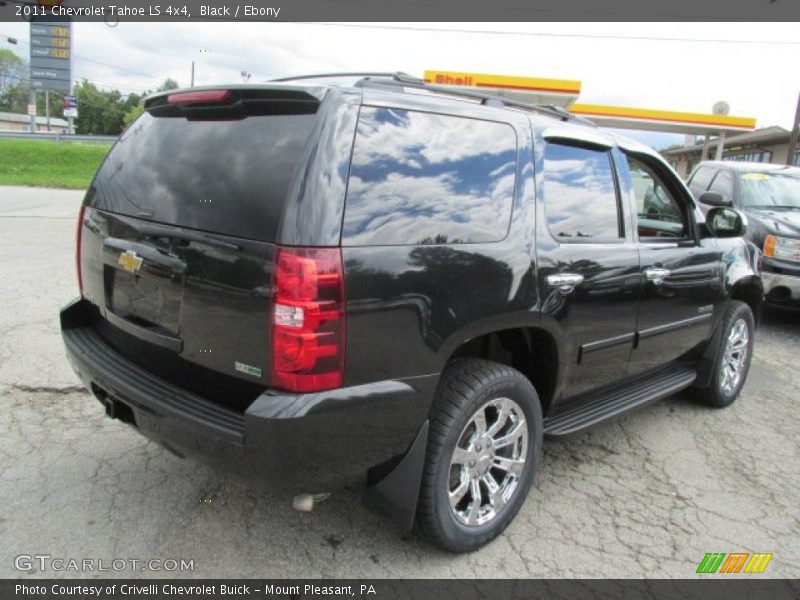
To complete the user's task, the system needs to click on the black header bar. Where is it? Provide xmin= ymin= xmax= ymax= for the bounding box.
xmin=1 ymin=0 xmax=799 ymax=22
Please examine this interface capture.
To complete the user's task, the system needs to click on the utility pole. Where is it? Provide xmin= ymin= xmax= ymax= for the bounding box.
xmin=45 ymin=90 xmax=50 ymax=132
xmin=28 ymin=89 xmax=36 ymax=133
xmin=191 ymin=60 xmax=195 ymax=87
xmin=786 ymin=92 xmax=800 ymax=166
xmin=68 ymin=81 xmax=75 ymax=135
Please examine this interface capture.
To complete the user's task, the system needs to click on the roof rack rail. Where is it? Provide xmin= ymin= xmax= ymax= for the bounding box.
xmin=353 ymin=74 xmax=596 ymax=126
xmin=270 ymin=72 xmax=423 ymax=83
xmin=270 ymin=71 xmax=595 ymax=126
xmin=535 ymin=104 xmax=597 ymax=127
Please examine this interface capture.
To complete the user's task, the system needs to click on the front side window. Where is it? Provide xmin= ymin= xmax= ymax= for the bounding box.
xmin=542 ymin=143 xmax=622 ymax=241
xmin=343 ymin=107 xmax=517 ymax=246
xmin=626 ymin=155 xmax=688 ymax=240
xmin=708 ymin=170 xmax=734 ymax=202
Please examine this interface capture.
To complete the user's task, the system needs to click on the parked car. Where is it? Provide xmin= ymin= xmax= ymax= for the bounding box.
xmin=631 ymin=166 xmax=683 ymax=223
xmin=61 ymin=74 xmax=761 ymax=553
xmin=688 ymin=161 xmax=800 ymax=306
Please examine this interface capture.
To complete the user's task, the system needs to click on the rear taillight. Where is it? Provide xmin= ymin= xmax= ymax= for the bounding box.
xmin=271 ymin=247 xmax=345 ymax=393
xmin=76 ymin=205 xmax=87 ymax=296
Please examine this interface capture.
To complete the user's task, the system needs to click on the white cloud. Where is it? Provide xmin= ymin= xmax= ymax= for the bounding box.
xmin=352 ymin=107 xmax=516 ymax=167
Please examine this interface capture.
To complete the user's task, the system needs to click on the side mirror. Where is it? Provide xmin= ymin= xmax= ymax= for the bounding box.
xmin=698 ymin=191 xmax=732 ymax=207
xmin=705 ymin=207 xmax=747 ymax=238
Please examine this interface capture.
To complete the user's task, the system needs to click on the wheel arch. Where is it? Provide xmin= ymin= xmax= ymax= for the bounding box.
xmin=442 ymin=326 xmax=559 ymax=415
xmin=730 ymin=276 xmax=763 ymax=326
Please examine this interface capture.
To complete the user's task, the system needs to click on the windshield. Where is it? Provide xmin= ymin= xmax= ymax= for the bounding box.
xmin=739 ymin=172 xmax=800 ymax=209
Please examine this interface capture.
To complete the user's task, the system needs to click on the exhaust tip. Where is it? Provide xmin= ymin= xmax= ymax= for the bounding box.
xmin=292 ymin=492 xmax=331 ymax=513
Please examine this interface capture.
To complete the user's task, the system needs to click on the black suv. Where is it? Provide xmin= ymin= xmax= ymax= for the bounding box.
xmin=61 ymin=74 xmax=762 ymax=553
xmin=688 ymin=160 xmax=800 ymax=307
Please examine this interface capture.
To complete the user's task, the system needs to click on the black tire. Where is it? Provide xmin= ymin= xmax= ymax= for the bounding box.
xmin=694 ymin=300 xmax=755 ymax=408
xmin=417 ymin=358 xmax=543 ymax=553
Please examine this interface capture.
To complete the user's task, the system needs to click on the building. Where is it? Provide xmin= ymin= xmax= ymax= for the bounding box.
xmin=0 ymin=111 xmax=69 ymax=133
xmin=661 ymin=126 xmax=798 ymax=179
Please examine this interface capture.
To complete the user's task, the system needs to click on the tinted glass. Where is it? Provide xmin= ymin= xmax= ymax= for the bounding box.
xmin=543 ymin=143 xmax=622 ymax=241
xmin=343 ymin=107 xmax=517 ymax=246
xmin=626 ymin=155 xmax=687 ymax=239
xmin=688 ymin=166 xmax=715 ymax=196
xmin=709 ymin=170 xmax=734 ymax=201
xmin=87 ymin=111 xmax=316 ymax=241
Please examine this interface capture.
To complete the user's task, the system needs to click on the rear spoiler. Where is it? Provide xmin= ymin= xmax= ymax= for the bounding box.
xmin=144 ymin=84 xmax=326 ymax=119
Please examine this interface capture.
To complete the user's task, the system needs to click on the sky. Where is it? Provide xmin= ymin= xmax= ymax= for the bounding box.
xmin=1 ymin=21 xmax=798 ymax=149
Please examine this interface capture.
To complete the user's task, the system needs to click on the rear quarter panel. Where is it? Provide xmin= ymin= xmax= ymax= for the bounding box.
xmin=341 ymin=97 xmax=538 ymax=387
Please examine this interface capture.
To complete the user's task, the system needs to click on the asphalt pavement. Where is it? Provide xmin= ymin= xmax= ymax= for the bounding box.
xmin=1 ymin=185 xmax=798 ymax=578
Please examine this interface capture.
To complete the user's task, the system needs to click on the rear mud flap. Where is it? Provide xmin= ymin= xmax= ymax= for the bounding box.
xmin=362 ymin=420 xmax=429 ymax=533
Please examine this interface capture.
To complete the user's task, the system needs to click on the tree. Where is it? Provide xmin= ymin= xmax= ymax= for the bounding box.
xmin=122 ymin=103 xmax=144 ymax=129
xmin=0 ymin=48 xmax=25 ymax=91
xmin=1 ymin=70 xmax=164 ymax=135
xmin=0 ymin=81 xmax=30 ymax=113
xmin=157 ymin=78 xmax=179 ymax=92
xmin=73 ymin=79 xmax=130 ymax=135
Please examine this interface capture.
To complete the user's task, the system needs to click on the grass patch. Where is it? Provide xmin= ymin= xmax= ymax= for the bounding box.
xmin=0 ymin=138 xmax=112 ymax=189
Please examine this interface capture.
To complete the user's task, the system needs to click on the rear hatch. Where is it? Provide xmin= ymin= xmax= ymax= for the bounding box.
xmin=78 ymin=86 xmax=323 ymax=408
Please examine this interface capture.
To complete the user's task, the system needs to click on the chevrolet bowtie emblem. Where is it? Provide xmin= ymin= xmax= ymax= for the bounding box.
xmin=118 ymin=250 xmax=143 ymax=273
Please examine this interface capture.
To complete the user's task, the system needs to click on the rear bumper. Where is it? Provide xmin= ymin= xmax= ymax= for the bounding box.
xmin=60 ymin=299 xmax=438 ymax=491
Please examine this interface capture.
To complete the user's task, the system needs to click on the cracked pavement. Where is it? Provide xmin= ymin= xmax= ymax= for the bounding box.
xmin=0 ymin=185 xmax=798 ymax=578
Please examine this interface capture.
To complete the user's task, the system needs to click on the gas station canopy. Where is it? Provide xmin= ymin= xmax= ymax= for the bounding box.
xmin=423 ymin=70 xmax=580 ymax=107
xmin=423 ymin=70 xmax=756 ymax=136
xmin=570 ymin=104 xmax=756 ymax=135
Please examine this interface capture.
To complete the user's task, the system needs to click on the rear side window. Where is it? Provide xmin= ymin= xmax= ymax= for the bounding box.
xmin=342 ymin=107 xmax=517 ymax=246
xmin=687 ymin=166 xmax=715 ymax=196
xmin=543 ymin=143 xmax=623 ymax=241
xmin=87 ymin=111 xmax=316 ymax=241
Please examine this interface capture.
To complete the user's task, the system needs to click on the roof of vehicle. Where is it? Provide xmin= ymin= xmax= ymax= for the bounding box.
xmin=286 ymin=73 xmax=673 ymax=158
xmin=144 ymin=74 xmax=668 ymax=164
xmin=694 ymin=161 xmax=800 ymax=176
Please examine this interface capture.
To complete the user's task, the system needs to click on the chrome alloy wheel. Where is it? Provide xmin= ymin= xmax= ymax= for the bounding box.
xmin=448 ymin=397 xmax=528 ymax=527
xmin=720 ymin=317 xmax=749 ymax=396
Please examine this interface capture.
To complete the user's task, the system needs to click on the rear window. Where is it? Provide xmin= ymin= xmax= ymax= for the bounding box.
xmin=342 ymin=107 xmax=517 ymax=246
xmin=86 ymin=111 xmax=316 ymax=241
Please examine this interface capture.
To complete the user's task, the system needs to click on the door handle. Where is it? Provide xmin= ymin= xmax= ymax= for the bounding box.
xmin=644 ymin=267 xmax=670 ymax=285
xmin=546 ymin=273 xmax=584 ymax=293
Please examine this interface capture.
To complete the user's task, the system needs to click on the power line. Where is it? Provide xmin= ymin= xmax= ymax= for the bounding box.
xmin=291 ymin=22 xmax=800 ymax=46
xmin=0 ymin=32 xmax=160 ymax=80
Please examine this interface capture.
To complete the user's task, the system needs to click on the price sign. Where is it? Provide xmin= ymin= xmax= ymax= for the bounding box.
xmin=29 ymin=21 xmax=72 ymax=93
